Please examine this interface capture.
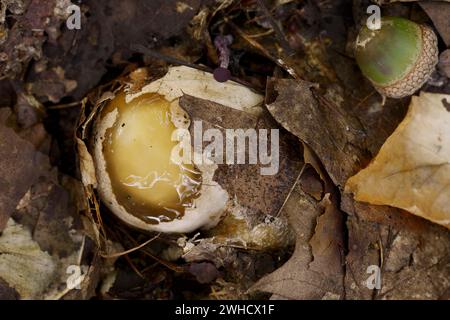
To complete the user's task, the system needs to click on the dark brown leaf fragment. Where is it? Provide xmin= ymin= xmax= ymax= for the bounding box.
xmin=0 ymin=108 xmax=49 ymax=231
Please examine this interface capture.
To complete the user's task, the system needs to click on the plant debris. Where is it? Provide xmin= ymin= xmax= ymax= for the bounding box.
xmin=346 ymin=93 xmax=450 ymax=230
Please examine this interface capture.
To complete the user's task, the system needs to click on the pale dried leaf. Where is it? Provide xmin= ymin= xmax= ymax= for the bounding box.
xmin=346 ymin=92 xmax=450 ymax=229
xmin=0 ymin=219 xmax=56 ymax=299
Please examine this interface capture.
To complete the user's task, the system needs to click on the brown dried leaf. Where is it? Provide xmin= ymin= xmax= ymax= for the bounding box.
xmin=0 ymin=107 xmax=100 ymax=299
xmin=0 ymin=0 xmax=60 ymax=79
xmin=419 ymin=2 xmax=450 ymax=47
xmin=179 ymin=94 xmax=304 ymax=219
xmin=250 ymin=183 xmax=344 ymax=299
xmin=345 ymin=210 xmax=450 ymax=300
xmin=14 ymin=176 xmax=81 ymax=256
xmin=265 ymin=78 xmax=366 ymax=186
xmin=438 ymin=50 xmax=450 ymax=79
xmin=346 ymin=93 xmax=450 ymax=230
xmin=0 ymin=108 xmax=49 ymax=231
xmin=187 ymin=262 xmax=220 ymax=284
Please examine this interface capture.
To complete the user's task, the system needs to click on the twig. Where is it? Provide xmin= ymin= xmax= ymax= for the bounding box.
xmin=275 ymin=163 xmax=305 ymax=217
xmin=101 ymin=233 xmax=161 ymax=259
xmin=47 ymin=101 xmax=82 ymax=110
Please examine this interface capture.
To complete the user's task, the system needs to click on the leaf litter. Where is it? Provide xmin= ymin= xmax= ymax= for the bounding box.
xmin=0 ymin=0 xmax=449 ymax=300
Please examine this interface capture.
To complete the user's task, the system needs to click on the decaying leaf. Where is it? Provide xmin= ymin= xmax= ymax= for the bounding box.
xmin=438 ymin=50 xmax=450 ymax=78
xmin=0 ymin=105 xmax=100 ymax=299
xmin=250 ymin=182 xmax=344 ymax=300
xmin=179 ymin=92 xmax=304 ymax=221
xmin=0 ymin=219 xmax=56 ymax=299
xmin=346 ymin=92 xmax=450 ymax=230
xmin=345 ymin=210 xmax=450 ymax=300
xmin=265 ymin=77 xmax=367 ymax=186
xmin=0 ymin=108 xmax=49 ymax=231
xmin=419 ymin=1 xmax=450 ymax=47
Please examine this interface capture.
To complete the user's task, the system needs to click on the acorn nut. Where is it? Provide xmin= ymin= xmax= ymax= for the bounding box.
xmin=355 ymin=17 xmax=439 ymax=99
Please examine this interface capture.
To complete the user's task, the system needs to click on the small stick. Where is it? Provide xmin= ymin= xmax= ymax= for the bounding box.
xmin=47 ymin=100 xmax=82 ymax=110
xmin=101 ymin=233 xmax=161 ymax=259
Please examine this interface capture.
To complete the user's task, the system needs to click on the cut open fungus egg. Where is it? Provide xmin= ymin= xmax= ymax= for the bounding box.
xmin=90 ymin=66 xmax=264 ymax=234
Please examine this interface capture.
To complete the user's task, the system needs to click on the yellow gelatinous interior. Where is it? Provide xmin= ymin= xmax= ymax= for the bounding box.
xmin=101 ymin=92 xmax=201 ymax=224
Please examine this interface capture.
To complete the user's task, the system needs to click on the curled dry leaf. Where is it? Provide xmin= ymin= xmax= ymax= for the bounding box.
xmin=261 ymin=75 xmax=449 ymax=299
xmin=250 ymin=142 xmax=344 ymax=300
xmin=250 ymin=183 xmax=344 ymax=299
xmin=346 ymin=92 xmax=450 ymax=230
xmin=265 ymin=77 xmax=366 ymax=186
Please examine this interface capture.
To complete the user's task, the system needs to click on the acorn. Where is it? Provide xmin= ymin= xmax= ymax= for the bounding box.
xmin=355 ymin=17 xmax=438 ymax=99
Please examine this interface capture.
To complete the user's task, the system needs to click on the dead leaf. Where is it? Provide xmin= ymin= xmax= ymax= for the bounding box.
xmin=419 ymin=1 xmax=450 ymax=47
xmin=28 ymin=0 xmax=204 ymax=101
xmin=0 ymin=108 xmax=49 ymax=231
xmin=346 ymin=92 xmax=450 ymax=230
xmin=438 ymin=50 xmax=450 ymax=79
xmin=13 ymin=176 xmax=81 ymax=257
xmin=345 ymin=212 xmax=450 ymax=300
xmin=250 ymin=182 xmax=344 ymax=299
xmin=13 ymin=91 xmax=44 ymax=129
xmin=179 ymin=94 xmax=304 ymax=219
xmin=0 ymin=106 xmax=100 ymax=299
xmin=0 ymin=219 xmax=56 ymax=299
xmin=0 ymin=0 xmax=56 ymax=79
xmin=265 ymin=78 xmax=367 ymax=186
xmin=28 ymin=67 xmax=77 ymax=103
